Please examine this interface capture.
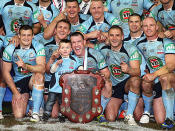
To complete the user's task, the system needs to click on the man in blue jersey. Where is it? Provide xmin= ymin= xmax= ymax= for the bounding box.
xmin=2 ymin=25 xmax=46 ymax=122
xmin=0 ymin=0 xmax=41 ymax=38
xmin=44 ymin=0 xmax=90 ymax=39
xmin=150 ymin=0 xmax=175 ymax=40
xmin=105 ymin=0 xmax=155 ymax=38
xmin=137 ymin=17 xmax=175 ymax=129
xmin=93 ymin=25 xmax=142 ymax=126
xmin=35 ymin=19 xmax=71 ymax=119
xmin=0 ymin=37 xmax=5 ymax=119
xmin=78 ymin=0 xmax=122 ymax=43
xmin=124 ymin=14 xmax=154 ymax=124
xmin=34 ymin=0 xmax=60 ymax=32
xmin=70 ymin=32 xmax=112 ymax=124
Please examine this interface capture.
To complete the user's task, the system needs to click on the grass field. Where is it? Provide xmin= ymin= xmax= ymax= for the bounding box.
xmin=1 ymin=102 xmax=175 ymax=131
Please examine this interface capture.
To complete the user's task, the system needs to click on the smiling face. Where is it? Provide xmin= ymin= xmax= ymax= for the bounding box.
xmin=108 ymin=28 xmax=123 ymax=50
xmin=142 ymin=17 xmax=158 ymax=38
xmin=55 ymin=21 xmax=70 ymax=40
xmin=128 ymin=15 xmax=142 ymax=33
xmin=90 ymin=0 xmax=104 ymax=22
xmin=19 ymin=29 xmax=33 ymax=47
xmin=66 ymin=1 xmax=80 ymax=19
xmin=59 ymin=42 xmax=72 ymax=57
xmin=70 ymin=34 xmax=86 ymax=57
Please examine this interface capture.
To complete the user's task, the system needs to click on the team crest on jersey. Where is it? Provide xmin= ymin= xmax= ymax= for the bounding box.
xmin=148 ymin=56 xmax=163 ymax=70
xmin=24 ymin=10 xmax=30 ymax=19
xmin=11 ymin=19 xmax=24 ymax=33
xmin=29 ymin=52 xmax=35 ymax=61
xmin=157 ymin=45 xmax=164 ymax=54
xmin=110 ymin=64 xmax=124 ymax=78
xmin=45 ymin=13 xmax=52 ymax=20
xmin=8 ymin=8 xmax=13 ymax=17
xmin=131 ymin=0 xmax=138 ymax=6
xmin=18 ymin=63 xmax=31 ymax=75
xmin=120 ymin=8 xmax=134 ymax=23
xmin=69 ymin=61 xmax=75 ymax=69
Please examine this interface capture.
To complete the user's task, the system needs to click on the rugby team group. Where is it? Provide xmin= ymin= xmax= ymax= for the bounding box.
xmin=0 ymin=0 xmax=175 ymax=130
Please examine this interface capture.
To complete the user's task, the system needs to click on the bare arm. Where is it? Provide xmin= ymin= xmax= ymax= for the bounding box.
xmin=25 ymin=56 xmax=46 ymax=74
xmin=99 ymin=67 xmax=112 ymax=98
xmin=43 ymin=12 xmax=66 ymax=40
xmin=153 ymin=54 xmax=175 ymax=77
xmin=46 ymin=50 xmax=60 ymax=74
xmin=2 ymin=61 xmax=19 ymax=95
xmin=33 ymin=23 xmax=41 ymax=35
xmin=17 ymin=55 xmax=46 ymax=74
xmin=128 ymin=60 xmax=141 ymax=76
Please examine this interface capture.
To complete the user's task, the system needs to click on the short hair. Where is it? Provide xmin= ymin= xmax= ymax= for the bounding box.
xmin=128 ymin=13 xmax=142 ymax=22
xmin=66 ymin=0 xmax=79 ymax=5
xmin=56 ymin=19 xmax=71 ymax=30
xmin=91 ymin=0 xmax=103 ymax=3
xmin=70 ymin=31 xmax=84 ymax=40
xmin=59 ymin=39 xmax=71 ymax=47
xmin=109 ymin=25 xmax=123 ymax=35
xmin=19 ymin=25 xmax=33 ymax=34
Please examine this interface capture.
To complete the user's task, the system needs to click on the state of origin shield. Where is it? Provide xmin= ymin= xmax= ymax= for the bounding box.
xmin=59 ymin=70 xmax=104 ymax=123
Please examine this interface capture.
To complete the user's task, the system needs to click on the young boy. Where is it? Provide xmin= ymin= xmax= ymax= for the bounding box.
xmin=42 ymin=39 xmax=81 ymax=122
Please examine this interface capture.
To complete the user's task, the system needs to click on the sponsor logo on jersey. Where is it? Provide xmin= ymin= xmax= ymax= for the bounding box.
xmin=130 ymin=51 xmax=140 ymax=61
xmin=99 ymin=59 xmax=106 ymax=68
xmin=18 ymin=63 xmax=31 ymax=75
xmin=11 ymin=18 xmax=24 ymax=33
xmin=37 ymin=48 xmax=45 ymax=56
xmin=120 ymin=8 xmax=134 ymax=23
xmin=33 ymin=10 xmax=40 ymax=19
xmin=3 ymin=50 xmax=11 ymax=61
xmin=110 ymin=64 xmax=124 ymax=78
xmin=78 ymin=25 xmax=86 ymax=33
xmin=165 ymin=43 xmax=175 ymax=51
xmin=148 ymin=56 xmax=163 ymax=70
xmin=111 ymin=18 xmax=121 ymax=26
xmin=166 ymin=24 xmax=175 ymax=30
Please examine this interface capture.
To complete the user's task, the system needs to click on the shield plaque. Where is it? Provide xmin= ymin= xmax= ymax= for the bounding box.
xmin=59 ymin=70 xmax=104 ymax=123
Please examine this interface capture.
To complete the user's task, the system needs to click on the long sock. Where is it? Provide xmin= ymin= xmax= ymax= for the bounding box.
xmin=101 ymin=95 xmax=110 ymax=114
xmin=142 ymin=94 xmax=153 ymax=113
xmin=32 ymin=87 xmax=44 ymax=114
xmin=0 ymin=87 xmax=6 ymax=111
xmin=162 ymin=88 xmax=174 ymax=120
xmin=126 ymin=91 xmax=139 ymax=115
